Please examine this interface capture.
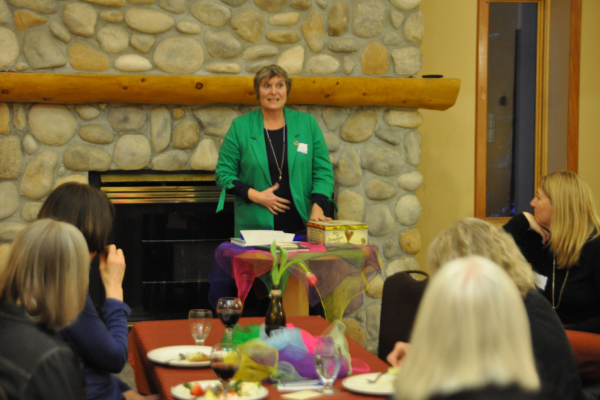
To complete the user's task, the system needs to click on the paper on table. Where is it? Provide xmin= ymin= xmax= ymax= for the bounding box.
xmin=281 ymin=390 xmax=323 ymax=400
xmin=231 ymin=230 xmax=295 ymax=247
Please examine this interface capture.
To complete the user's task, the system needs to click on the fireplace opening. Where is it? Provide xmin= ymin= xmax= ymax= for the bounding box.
xmin=89 ymin=171 xmax=234 ymax=323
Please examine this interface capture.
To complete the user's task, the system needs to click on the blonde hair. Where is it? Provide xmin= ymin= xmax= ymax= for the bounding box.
xmin=395 ymin=256 xmax=540 ymax=400
xmin=538 ymin=171 xmax=600 ymax=269
xmin=427 ymin=218 xmax=535 ymax=297
xmin=0 ymin=219 xmax=89 ymax=332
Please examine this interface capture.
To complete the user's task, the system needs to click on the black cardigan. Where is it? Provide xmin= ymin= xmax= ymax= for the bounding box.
xmin=504 ymin=213 xmax=600 ymax=333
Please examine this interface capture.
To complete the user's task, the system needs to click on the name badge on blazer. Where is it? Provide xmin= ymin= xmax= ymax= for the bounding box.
xmin=297 ymin=143 xmax=308 ymax=154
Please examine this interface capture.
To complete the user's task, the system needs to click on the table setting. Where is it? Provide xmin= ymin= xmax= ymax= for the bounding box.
xmin=129 ymin=243 xmax=393 ymax=400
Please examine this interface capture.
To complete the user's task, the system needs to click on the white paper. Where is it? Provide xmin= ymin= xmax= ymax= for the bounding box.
xmin=533 ymin=271 xmax=548 ymax=291
xmin=233 ymin=230 xmax=295 ymax=247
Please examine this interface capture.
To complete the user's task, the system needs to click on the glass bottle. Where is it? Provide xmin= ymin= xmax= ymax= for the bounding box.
xmin=265 ymin=284 xmax=286 ymax=336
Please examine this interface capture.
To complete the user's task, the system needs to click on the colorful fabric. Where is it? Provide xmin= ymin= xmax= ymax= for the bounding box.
xmin=209 ymin=243 xmax=382 ymax=322
xmin=224 ymin=321 xmax=357 ymax=383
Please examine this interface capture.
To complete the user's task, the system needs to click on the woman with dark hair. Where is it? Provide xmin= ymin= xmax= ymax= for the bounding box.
xmin=216 ymin=64 xmax=334 ymax=237
xmin=0 ymin=219 xmax=89 ymax=400
xmin=504 ymin=171 xmax=600 ymax=384
xmin=38 ymin=183 xmax=159 ymax=400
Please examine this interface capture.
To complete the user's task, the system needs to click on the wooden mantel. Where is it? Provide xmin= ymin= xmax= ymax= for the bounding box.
xmin=0 ymin=73 xmax=460 ymax=110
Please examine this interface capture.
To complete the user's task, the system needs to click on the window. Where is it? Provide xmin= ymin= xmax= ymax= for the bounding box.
xmin=475 ymin=0 xmax=581 ymax=222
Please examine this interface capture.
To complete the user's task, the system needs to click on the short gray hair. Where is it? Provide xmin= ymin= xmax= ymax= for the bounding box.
xmin=253 ymin=64 xmax=292 ymax=99
xmin=396 ymin=256 xmax=539 ymax=400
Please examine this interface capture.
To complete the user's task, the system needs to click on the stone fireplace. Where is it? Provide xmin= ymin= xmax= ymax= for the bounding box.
xmin=0 ymin=0 xmax=459 ymax=354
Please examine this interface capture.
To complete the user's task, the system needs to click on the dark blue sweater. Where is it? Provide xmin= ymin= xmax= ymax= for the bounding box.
xmin=58 ymin=293 xmax=132 ymax=400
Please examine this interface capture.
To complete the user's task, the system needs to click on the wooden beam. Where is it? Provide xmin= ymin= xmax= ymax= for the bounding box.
xmin=0 ymin=73 xmax=460 ymax=111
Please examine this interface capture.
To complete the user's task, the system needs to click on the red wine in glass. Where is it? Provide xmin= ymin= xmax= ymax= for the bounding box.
xmin=210 ymin=343 xmax=241 ymax=400
xmin=212 ymin=362 xmax=239 ymax=381
xmin=218 ymin=310 xmax=242 ymax=328
xmin=217 ymin=297 xmax=243 ymax=342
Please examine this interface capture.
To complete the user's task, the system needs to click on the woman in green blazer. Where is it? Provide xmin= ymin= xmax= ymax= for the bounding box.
xmin=216 ymin=65 xmax=334 ymax=237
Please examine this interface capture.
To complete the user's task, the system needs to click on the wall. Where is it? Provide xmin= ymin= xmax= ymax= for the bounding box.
xmin=415 ymin=0 xmax=477 ymax=271
xmin=577 ymin=0 xmax=600 ymax=209
xmin=0 ymin=0 xmax=433 ymax=354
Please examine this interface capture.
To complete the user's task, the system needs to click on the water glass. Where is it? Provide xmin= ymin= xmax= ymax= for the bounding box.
xmin=210 ymin=343 xmax=242 ymax=399
xmin=189 ymin=309 xmax=212 ymax=345
xmin=314 ymin=342 xmax=341 ymax=394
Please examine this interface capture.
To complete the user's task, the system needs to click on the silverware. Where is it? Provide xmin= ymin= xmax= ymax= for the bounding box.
xmin=367 ymin=373 xmax=385 ymax=384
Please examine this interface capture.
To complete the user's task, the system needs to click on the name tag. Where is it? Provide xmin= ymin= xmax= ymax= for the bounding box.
xmin=297 ymin=143 xmax=308 ymax=154
xmin=533 ymin=271 xmax=548 ymax=291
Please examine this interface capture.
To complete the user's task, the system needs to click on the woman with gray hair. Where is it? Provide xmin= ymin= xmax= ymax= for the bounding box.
xmin=395 ymin=256 xmax=543 ymax=400
xmin=216 ymin=64 xmax=334 ymax=237
xmin=0 ymin=219 xmax=89 ymax=400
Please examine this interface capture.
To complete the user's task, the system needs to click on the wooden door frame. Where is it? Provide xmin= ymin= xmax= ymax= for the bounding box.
xmin=475 ymin=0 xmax=581 ymax=220
xmin=567 ymin=0 xmax=582 ymax=172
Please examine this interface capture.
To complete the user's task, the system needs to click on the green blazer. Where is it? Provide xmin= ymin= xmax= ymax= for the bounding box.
xmin=216 ymin=107 xmax=334 ymax=237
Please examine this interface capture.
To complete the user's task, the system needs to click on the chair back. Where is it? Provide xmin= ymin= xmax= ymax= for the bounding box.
xmin=377 ymin=270 xmax=429 ymax=362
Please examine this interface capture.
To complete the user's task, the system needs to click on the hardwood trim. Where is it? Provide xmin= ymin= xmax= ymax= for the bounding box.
xmin=567 ymin=0 xmax=582 ymax=173
xmin=537 ymin=0 xmax=550 ymax=184
xmin=484 ymin=217 xmax=511 ymax=228
xmin=474 ymin=0 xmax=490 ymax=219
xmin=0 ymin=74 xmax=461 ymax=110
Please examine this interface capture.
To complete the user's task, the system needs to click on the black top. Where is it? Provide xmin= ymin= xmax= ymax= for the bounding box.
xmin=226 ymin=126 xmax=328 ymax=234
xmin=0 ymin=300 xmax=87 ymax=400
xmin=428 ymin=385 xmax=564 ymax=400
xmin=504 ymin=213 xmax=600 ymax=333
xmin=524 ymin=289 xmax=585 ymax=400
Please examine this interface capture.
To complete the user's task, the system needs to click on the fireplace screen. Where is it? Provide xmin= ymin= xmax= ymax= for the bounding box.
xmin=90 ymin=172 xmax=234 ymax=322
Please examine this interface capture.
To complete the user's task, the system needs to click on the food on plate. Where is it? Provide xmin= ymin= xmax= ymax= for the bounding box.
xmin=186 ymin=351 xmax=210 ymax=362
xmin=190 ymin=382 xmax=206 ymax=397
xmin=182 ymin=381 xmax=261 ymax=398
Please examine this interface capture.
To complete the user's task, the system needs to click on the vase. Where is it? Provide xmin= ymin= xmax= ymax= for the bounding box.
xmin=265 ymin=284 xmax=286 ymax=336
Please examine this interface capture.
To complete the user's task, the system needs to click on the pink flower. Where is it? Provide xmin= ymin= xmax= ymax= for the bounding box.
xmin=306 ymin=273 xmax=318 ymax=286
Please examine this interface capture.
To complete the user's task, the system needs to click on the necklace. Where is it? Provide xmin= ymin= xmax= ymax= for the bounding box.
xmin=552 ymin=256 xmax=569 ymax=309
xmin=264 ymin=123 xmax=286 ymax=182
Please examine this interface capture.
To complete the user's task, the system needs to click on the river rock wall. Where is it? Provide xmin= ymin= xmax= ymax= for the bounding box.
xmin=0 ymin=0 xmax=425 ymax=354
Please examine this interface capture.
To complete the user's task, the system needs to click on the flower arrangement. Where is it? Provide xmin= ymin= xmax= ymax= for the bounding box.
xmin=269 ymin=241 xmax=318 ymax=287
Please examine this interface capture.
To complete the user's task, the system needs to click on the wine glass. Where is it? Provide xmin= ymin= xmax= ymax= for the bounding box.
xmin=217 ymin=297 xmax=243 ymax=342
xmin=188 ymin=309 xmax=212 ymax=346
xmin=210 ymin=343 xmax=242 ymax=400
xmin=314 ymin=342 xmax=341 ymax=394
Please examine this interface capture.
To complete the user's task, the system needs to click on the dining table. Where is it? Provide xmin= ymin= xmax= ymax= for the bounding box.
xmin=129 ymin=316 xmax=391 ymax=400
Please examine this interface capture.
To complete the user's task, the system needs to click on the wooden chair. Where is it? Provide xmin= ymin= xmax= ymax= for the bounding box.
xmin=377 ymin=270 xmax=429 ymax=362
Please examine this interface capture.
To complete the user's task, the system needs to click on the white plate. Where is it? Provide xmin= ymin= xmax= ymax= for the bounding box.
xmin=342 ymin=373 xmax=396 ymax=396
xmin=171 ymin=380 xmax=269 ymax=400
xmin=147 ymin=345 xmax=212 ymax=367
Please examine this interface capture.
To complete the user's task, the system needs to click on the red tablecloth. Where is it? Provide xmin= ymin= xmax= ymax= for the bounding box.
xmin=129 ymin=316 xmax=389 ymax=400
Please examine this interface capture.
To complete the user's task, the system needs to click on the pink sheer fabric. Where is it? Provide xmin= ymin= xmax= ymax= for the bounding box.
xmin=212 ymin=243 xmax=382 ymax=322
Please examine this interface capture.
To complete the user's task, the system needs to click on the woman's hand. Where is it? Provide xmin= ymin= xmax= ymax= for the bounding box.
xmin=248 ymin=183 xmax=291 ymax=215
xmin=387 ymin=341 xmax=410 ymax=368
xmin=309 ymin=203 xmax=332 ymax=222
xmin=99 ymin=244 xmax=126 ymax=301
xmin=523 ymin=211 xmax=551 ymax=244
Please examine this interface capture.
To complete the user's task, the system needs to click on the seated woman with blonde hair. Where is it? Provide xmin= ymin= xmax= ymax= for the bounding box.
xmin=389 ymin=218 xmax=584 ymax=400
xmin=0 ymin=219 xmax=89 ymax=400
xmin=395 ymin=256 xmax=556 ymax=400
xmin=504 ymin=171 xmax=600 ymax=384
